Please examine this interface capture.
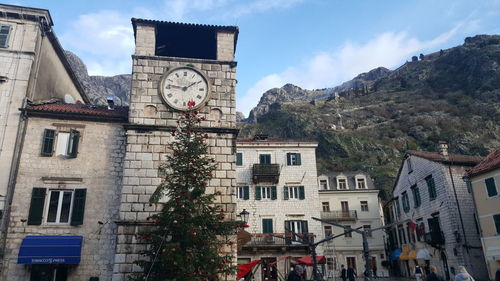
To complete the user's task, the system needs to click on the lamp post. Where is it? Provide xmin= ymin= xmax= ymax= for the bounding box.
xmin=240 ymin=209 xmax=249 ymax=224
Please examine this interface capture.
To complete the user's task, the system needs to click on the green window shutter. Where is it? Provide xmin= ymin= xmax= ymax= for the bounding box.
xmin=271 ymin=186 xmax=277 ymax=200
xmin=0 ymin=25 xmax=11 ymax=48
xmin=284 ymin=221 xmax=291 ymax=244
xmin=27 ymin=188 xmax=46 ymax=225
xmin=426 ymin=176 xmax=437 ymax=200
xmin=486 ymin=178 xmax=498 ymax=197
xmin=286 ymin=153 xmax=291 ymax=165
xmin=255 ymin=186 xmax=261 ymax=200
xmin=67 ymin=129 xmax=80 ymax=158
xmin=301 ymin=221 xmax=309 ymax=233
xmin=243 ymin=186 xmax=249 ymax=200
xmin=262 ymin=219 xmax=273 ymax=234
xmin=296 ymin=153 xmax=301 ymax=165
xmin=299 ymin=186 xmax=305 ymax=200
xmin=41 ymin=129 xmax=55 ymax=156
xmin=70 ymin=189 xmax=87 ymax=226
xmin=493 ymin=214 xmax=500 ymax=234
xmin=236 ymin=153 xmax=242 ymax=166
xmin=283 ymin=186 xmax=289 ymax=200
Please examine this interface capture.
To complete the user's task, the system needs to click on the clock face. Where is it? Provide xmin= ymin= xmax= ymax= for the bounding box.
xmin=159 ymin=67 xmax=210 ymax=111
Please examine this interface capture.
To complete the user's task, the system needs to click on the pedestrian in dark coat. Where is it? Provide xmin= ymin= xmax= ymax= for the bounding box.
xmin=287 ymin=265 xmax=304 ymax=281
xmin=340 ymin=265 xmax=347 ymax=281
xmin=427 ymin=266 xmax=442 ymax=281
xmin=347 ymin=266 xmax=357 ymax=281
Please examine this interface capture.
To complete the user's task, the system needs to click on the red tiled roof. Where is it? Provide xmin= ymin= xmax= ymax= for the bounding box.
xmin=408 ymin=151 xmax=483 ymax=166
xmin=24 ymin=103 xmax=128 ymax=121
xmin=465 ymin=148 xmax=500 ymax=177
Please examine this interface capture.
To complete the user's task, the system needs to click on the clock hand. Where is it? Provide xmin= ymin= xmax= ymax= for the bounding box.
xmin=167 ymin=85 xmax=184 ymax=89
xmin=186 ymin=80 xmax=202 ymax=89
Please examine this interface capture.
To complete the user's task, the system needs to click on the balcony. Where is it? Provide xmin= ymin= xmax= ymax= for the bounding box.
xmin=424 ymin=231 xmax=445 ymax=247
xmin=252 ymin=164 xmax=280 ymax=184
xmin=320 ymin=210 xmax=357 ymax=221
xmin=241 ymin=233 xmax=314 ymax=252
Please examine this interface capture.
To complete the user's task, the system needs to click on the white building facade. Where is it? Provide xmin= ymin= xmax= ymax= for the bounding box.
xmin=318 ymin=171 xmax=387 ymax=279
xmin=236 ymin=136 xmax=322 ymax=281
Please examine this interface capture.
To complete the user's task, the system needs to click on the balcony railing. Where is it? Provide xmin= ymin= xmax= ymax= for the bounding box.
xmin=320 ymin=210 xmax=357 ymax=221
xmin=242 ymin=233 xmax=315 ymax=247
xmin=252 ymin=164 xmax=280 ymax=184
xmin=424 ymin=231 xmax=445 ymax=247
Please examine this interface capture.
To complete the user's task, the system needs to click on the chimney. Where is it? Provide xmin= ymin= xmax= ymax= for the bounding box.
xmin=438 ymin=141 xmax=448 ymax=156
xmin=106 ymin=93 xmax=115 ymax=110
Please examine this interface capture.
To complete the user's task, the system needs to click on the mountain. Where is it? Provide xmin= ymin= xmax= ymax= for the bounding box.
xmin=65 ymin=51 xmax=131 ymax=106
xmin=239 ymin=35 xmax=500 ymax=197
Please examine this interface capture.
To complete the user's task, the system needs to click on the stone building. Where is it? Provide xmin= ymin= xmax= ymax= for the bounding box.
xmin=1 ymin=102 xmax=127 ymax=280
xmin=235 ymin=135 xmax=322 ymax=281
xmin=386 ymin=143 xmax=488 ymax=281
xmin=464 ymin=148 xmax=500 ymax=280
xmin=317 ymin=171 xmax=387 ymax=279
xmin=0 ymin=4 xmax=87 ymax=238
xmin=111 ymin=19 xmax=239 ymax=280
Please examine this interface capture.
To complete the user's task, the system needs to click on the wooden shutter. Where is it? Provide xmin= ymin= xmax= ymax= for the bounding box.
xmin=27 ymin=188 xmax=46 ymax=225
xmin=284 ymin=221 xmax=291 ymax=244
xmin=255 ymin=186 xmax=261 ymax=200
xmin=262 ymin=219 xmax=273 ymax=234
xmin=67 ymin=129 xmax=80 ymax=158
xmin=286 ymin=153 xmax=291 ymax=165
xmin=0 ymin=25 xmax=10 ymax=48
xmin=301 ymin=221 xmax=309 ymax=233
xmin=236 ymin=153 xmax=242 ymax=166
xmin=296 ymin=153 xmax=301 ymax=165
xmin=41 ymin=129 xmax=55 ymax=156
xmin=493 ymin=214 xmax=500 ymax=234
xmin=70 ymin=189 xmax=87 ymax=226
xmin=283 ymin=186 xmax=289 ymax=200
xmin=299 ymin=186 xmax=305 ymax=200
xmin=486 ymin=178 xmax=498 ymax=197
xmin=243 ymin=186 xmax=249 ymax=200
xmin=271 ymin=186 xmax=277 ymax=200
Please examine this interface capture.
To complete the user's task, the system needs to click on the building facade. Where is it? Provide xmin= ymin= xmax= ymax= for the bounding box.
xmin=387 ymin=143 xmax=488 ymax=281
xmin=111 ymin=19 xmax=239 ymax=280
xmin=318 ymin=171 xmax=387 ymax=279
xmin=236 ymin=136 xmax=322 ymax=281
xmin=465 ymin=148 xmax=500 ymax=280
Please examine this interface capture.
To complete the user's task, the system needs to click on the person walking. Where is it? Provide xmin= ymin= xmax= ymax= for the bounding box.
xmin=347 ymin=265 xmax=357 ymax=281
xmin=372 ymin=264 xmax=378 ymax=279
xmin=340 ymin=265 xmax=347 ymax=281
xmin=427 ymin=266 xmax=442 ymax=281
xmin=454 ymin=266 xmax=475 ymax=281
xmin=414 ymin=265 xmax=423 ymax=281
xmin=287 ymin=265 xmax=304 ymax=281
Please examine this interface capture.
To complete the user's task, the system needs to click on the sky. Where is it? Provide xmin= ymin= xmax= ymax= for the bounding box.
xmin=5 ymin=0 xmax=500 ymax=116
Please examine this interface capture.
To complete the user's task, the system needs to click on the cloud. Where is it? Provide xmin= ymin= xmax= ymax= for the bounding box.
xmin=238 ymin=26 xmax=461 ymax=116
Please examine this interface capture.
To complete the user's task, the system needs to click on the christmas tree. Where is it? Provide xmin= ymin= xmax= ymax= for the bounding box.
xmin=129 ymin=101 xmax=241 ymax=281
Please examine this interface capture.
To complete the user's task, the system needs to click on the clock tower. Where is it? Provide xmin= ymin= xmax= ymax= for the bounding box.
xmin=112 ymin=19 xmax=239 ymax=280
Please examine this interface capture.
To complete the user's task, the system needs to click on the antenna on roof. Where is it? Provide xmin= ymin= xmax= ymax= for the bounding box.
xmin=107 ymin=93 xmax=115 ymax=110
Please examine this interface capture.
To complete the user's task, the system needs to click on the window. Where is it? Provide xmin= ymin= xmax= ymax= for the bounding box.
xmin=344 ymin=225 xmax=352 ymax=238
xmin=341 ymin=201 xmax=349 ymax=212
xmin=255 ymin=186 xmax=276 ymax=200
xmin=236 ymin=152 xmax=242 ymax=166
xmin=324 ymin=226 xmax=333 ymax=237
xmin=322 ymin=202 xmax=330 ymax=212
xmin=398 ymin=225 xmax=406 ymax=244
xmin=395 ymin=197 xmax=401 ymax=217
xmin=411 ymin=185 xmax=421 ymax=208
xmin=236 ymin=186 xmax=249 ymax=200
xmin=286 ymin=153 xmax=301 ymax=166
xmin=319 ymin=179 xmax=328 ymax=190
xmin=363 ymin=225 xmax=372 ymax=237
xmin=360 ymin=201 xmax=369 ymax=212
xmin=0 ymin=25 xmax=11 ymax=48
xmin=486 ymin=177 xmax=498 ymax=197
xmin=283 ymin=186 xmax=304 ymax=200
xmin=402 ymin=192 xmax=410 ymax=213
xmin=42 ymin=129 xmax=80 ymax=158
xmin=262 ymin=218 xmax=273 ymax=234
xmin=338 ymin=178 xmax=348 ymax=190
xmin=259 ymin=154 xmax=271 ymax=164
xmin=27 ymin=187 xmax=86 ymax=226
xmin=356 ymin=178 xmax=367 ymax=189
xmin=425 ymin=175 xmax=437 ymax=200
xmin=494 ymin=214 xmax=500 ymax=235
xmin=285 ymin=220 xmax=309 ymax=243
xmin=326 ymin=257 xmax=334 ymax=271
xmin=407 ymin=158 xmax=413 ymax=173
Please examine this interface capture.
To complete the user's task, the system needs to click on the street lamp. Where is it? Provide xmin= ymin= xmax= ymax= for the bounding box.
xmin=239 ymin=209 xmax=249 ymax=224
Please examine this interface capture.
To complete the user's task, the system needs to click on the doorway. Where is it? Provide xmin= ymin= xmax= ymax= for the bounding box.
xmin=346 ymin=256 xmax=356 ymax=272
xmin=31 ymin=265 xmax=68 ymax=281
xmin=261 ymin=257 xmax=277 ymax=281
xmin=441 ymin=252 xmax=450 ymax=281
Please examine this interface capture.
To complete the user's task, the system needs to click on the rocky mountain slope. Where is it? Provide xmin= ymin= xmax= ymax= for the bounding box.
xmin=65 ymin=51 xmax=131 ymax=106
xmin=239 ymin=35 xmax=500 ymax=197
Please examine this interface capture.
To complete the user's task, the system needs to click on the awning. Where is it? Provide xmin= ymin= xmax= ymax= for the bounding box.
xmin=294 ymin=256 xmax=326 ymax=266
xmin=416 ymin=248 xmax=432 ymax=260
xmin=390 ymin=249 xmax=402 ymax=260
xmin=18 ymin=236 xmax=83 ymax=264
xmin=237 ymin=260 xmax=260 ymax=279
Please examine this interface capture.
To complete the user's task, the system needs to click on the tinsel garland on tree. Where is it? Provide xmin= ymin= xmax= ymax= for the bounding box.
xmin=129 ymin=101 xmax=242 ymax=281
